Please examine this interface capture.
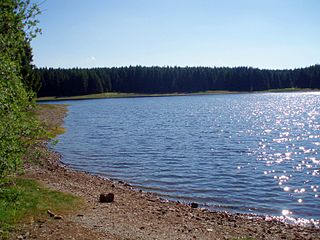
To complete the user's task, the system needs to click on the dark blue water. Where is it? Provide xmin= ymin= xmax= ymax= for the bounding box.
xmin=50 ymin=93 xmax=320 ymax=223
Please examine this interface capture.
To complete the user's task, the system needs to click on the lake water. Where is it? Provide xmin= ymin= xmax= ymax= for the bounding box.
xmin=50 ymin=92 xmax=320 ymax=224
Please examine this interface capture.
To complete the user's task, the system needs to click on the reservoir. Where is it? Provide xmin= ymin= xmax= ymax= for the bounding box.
xmin=50 ymin=92 xmax=320 ymax=223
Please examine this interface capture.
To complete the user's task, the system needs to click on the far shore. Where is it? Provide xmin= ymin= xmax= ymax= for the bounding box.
xmin=36 ymin=91 xmax=241 ymax=102
xmin=36 ymin=88 xmax=320 ymax=102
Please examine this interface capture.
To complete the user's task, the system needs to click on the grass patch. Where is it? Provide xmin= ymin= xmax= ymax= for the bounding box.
xmin=264 ymin=88 xmax=319 ymax=92
xmin=21 ymin=104 xmax=68 ymax=166
xmin=0 ymin=177 xmax=82 ymax=238
xmin=35 ymin=104 xmax=68 ymax=139
xmin=47 ymin=126 xmax=66 ymax=139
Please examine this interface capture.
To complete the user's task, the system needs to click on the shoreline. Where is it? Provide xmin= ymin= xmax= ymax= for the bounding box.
xmin=36 ymin=91 xmax=242 ymax=102
xmin=63 ymin=160 xmax=320 ymax=229
xmin=36 ymin=88 xmax=320 ymax=102
xmin=18 ymin=104 xmax=320 ymax=239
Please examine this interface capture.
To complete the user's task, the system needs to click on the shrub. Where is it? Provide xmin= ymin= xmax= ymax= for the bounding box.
xmin=0 ymin=0 xmax=41 ymax=178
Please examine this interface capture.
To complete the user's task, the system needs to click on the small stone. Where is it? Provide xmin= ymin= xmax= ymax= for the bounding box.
xmin=191 ymin=202 xmax=198 ymax=208
xmin=99 ymin=193 xmax=114 ymax=203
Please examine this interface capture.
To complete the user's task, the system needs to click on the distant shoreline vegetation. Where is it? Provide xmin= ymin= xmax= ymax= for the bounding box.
xmin=37 ymin=65 xmax=320 ymax=98
xmin=36 ymin=89 xmax=320 ymax=102
xmin=36 ymin=91 xmax=238 ymax=101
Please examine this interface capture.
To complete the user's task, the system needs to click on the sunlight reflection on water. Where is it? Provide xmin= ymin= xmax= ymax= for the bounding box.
xmin=50 ymin=92 xmax=320 ymax=226
xmin=252 ymin=93 xmax=320 ymax=225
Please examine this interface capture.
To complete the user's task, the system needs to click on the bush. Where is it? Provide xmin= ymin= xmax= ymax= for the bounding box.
xmin=0 ymin=0 xmax=41 ymax=178
xmin=0 ymin=55 xmax=37 ymax=177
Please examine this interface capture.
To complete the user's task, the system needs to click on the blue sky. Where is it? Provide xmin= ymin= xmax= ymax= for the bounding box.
xmin=31 ymin=0 xmax=320 ymax=69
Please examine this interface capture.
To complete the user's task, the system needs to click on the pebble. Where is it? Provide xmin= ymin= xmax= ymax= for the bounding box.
xmin=99 ymin=193 xmax=114 ymax=203
xmin=191 ymin=202 xmax=198 ymax=208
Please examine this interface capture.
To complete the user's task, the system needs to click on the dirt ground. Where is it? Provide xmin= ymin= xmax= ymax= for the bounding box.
xmin=12 ymin=104 xmax=320 ymax=239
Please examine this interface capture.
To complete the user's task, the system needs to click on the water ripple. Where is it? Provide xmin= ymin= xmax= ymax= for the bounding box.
xmin=51 ymin=92 xmax=320 ymax=223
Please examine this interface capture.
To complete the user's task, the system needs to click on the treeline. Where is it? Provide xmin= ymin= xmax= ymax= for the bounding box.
xmin=37 ymin=65 xmax=320 ymax=97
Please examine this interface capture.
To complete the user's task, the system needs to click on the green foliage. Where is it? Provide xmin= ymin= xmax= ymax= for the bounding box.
xmin=0 ymin=0 xmax=41 ymax=94
xmin=0 ymin=178 xmax=81 ymax=238
xmin=0 ymin=0 xmax=41 ymax=178
xmin=0 ymin=57 xmax=26 ymax=177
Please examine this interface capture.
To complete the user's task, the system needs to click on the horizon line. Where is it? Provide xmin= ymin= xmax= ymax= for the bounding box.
xmin=36 ymin=64 xmax=320 ymax=71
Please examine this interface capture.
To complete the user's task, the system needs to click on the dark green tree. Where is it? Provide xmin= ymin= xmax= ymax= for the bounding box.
xmin=37 ymin=65 xmax=320 ymax=97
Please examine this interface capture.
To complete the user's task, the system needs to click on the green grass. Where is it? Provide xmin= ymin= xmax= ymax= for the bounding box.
xmin=0 ymin=177 xmax=82 ymax=238
xmin=264 ymin=87 xmax=319 ymax=92
xmin=46 ymin=126 xmax=66 ymax=139
xmin=35 ymin=104 xmax=68 ymax=139
xmin=37 ymin=103 xmax=60 ymax=109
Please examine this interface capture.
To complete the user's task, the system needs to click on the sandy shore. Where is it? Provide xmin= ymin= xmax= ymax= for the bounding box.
xmin=15 ymin=104 xmax=320 ymax=239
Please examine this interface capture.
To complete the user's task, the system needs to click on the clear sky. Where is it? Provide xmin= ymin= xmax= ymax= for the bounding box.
xmin=31 ymin=0 xmax=320 ymax=69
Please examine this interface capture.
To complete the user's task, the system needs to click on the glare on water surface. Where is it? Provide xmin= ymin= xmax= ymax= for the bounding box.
xmin=52 ymin=92 xmax=320 ymax=226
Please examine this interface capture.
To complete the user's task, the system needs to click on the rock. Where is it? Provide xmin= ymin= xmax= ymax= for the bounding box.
xmin=99 ymin=193 xmax=114 ymax=203
xmin=191 ymin=202 xmax=198 ymax=208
